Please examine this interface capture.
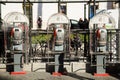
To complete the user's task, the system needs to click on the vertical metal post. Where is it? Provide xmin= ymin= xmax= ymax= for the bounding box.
xmin=112 ymin=3 xmax=119 ymax=62
xmin=29 ymin=2 xmax=32 ymax=64
xmin=23 ymin=0 xmax=26 ymax=15
xmin=118 ymin=3 xmax=120 ymax=61
xmin=109 ymin=31 xmax=113 ymax=62
xmin=88 ymin=0 xmax=91 ymax=59
xmin=93 ymin=0 xmax=96 ymax=52
xmin=23 ymin=0 xmax=28 ymax=64
xmin=0 ymin=3 xmax=1 ymax=30
xmin=84 ymin=4 xmax=86 ymax=19
xmin=84 ymin=33 xmax=87 ymax=57
xmin=93 ymin=0 xmax=96 ymax=16
xmin=88 ymin=1 xmax=90 ymax=20
xmin=58 ymin=0 xmax=61 ymax=13
xmin=116 ymin=30 xmax=119 ymax=61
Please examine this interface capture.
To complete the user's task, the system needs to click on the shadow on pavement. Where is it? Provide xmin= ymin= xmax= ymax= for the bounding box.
xmin=109 ymin=74 xmax=120 ymax=79
xmin=0 ymin=76 xmax=11 ymax=80
xmin=67 ymin=73 xmax=95 ymax=80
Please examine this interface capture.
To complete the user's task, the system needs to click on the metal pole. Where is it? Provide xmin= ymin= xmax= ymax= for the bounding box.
xmin=88 ymin=1 xmax=90 ymax=20
xmin=29 ymin=2 xmax=32 ymax=64
xmin=84 ymin=4 xmax=86 ymax=19
xmin=93 ymin=0 xmax=96 ymax=52
xmin=23 ymin=0 xmax=26 ymax=15
xmin=58 ymin=0 xmax=61 ymax=13
xmin=118 ymin=2 xmax=120 ymax=61
xmin=84 ymin=4 xmax=87 ymax=57
xmin=88 ymin=0 xmax=91 ymax=20
xmin=93 ymin=0 xmax=96 ymax=15
xmin=23 ymin=0 xmax=28 ymax=64
xmin=0 ymin=3 xmax=1 ymax=30
xmin=115 ymin=2 xmax=120 ymax=62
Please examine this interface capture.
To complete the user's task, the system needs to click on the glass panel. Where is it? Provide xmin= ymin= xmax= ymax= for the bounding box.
xmin=2 ymin=12 xmax=29 ymax=54
xmin=47 ymin=13 xmax=70 ymax=52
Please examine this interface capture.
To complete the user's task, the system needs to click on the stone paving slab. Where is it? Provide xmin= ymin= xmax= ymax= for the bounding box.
xmin=0 ymin=71 xmax=120 ymax=80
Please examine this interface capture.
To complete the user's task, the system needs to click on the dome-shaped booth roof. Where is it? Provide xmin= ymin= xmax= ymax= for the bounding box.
xmin=47 ymin=13 xmax=70 ymax=30
xmin=89 ymin=11 xmax=115 ymax=29
xmin=2 ymin=12 xmax=29 ymax=31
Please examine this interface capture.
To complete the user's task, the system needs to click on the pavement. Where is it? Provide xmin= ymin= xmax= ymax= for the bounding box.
xmin=0 ymin=71 xmax=120 ymax=80
xmin=0 ymin=62 xmax=120 ymax=80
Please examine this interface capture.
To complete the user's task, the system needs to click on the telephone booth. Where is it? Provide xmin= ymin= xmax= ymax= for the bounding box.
xmin=47 ymin=13 xmax=70 ymax=76
xmin=89 ymin=11 xmax=115 ymax=76
xmin=2 ymin=12 xmax=29 ymax=74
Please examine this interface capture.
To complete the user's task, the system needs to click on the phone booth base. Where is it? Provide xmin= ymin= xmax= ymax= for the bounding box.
xmin=10 ymin=71 xmax=26 ymax=75
xmin=14 ymin=54 xmax=23 ymax=72
xmin=94 ymin=54 xmax=109 ymax=77
xmin=52 ymin=53 xmax=64 ymax=76
xmin=52 ymin=72 xmax=62 ymax=76
xmin=94 ymin=73 xmax=109 ymax=76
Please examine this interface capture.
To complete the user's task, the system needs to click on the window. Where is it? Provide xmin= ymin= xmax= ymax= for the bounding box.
xmin=60 ymin=3 xmax=67 ymax=14
xmin=70 ymin=19 xmax=78 ymax=25
xmin=89 ymin=3 xmax=99 ymax=18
